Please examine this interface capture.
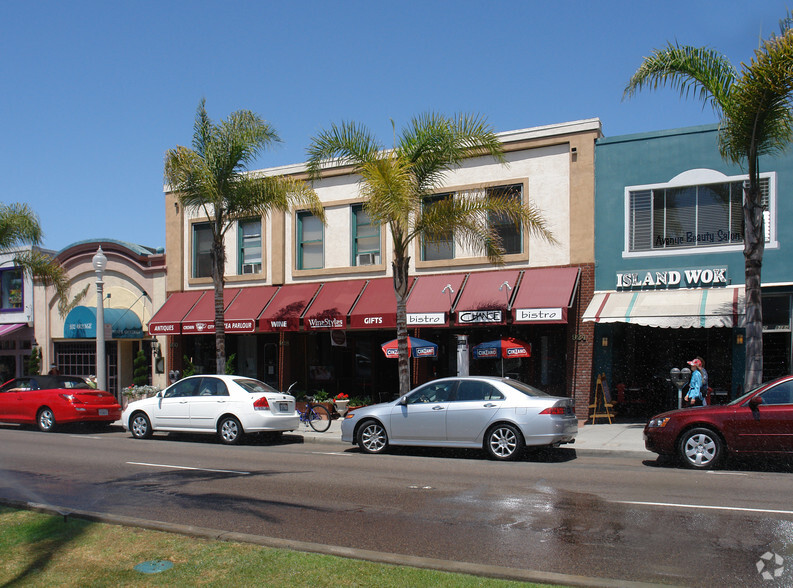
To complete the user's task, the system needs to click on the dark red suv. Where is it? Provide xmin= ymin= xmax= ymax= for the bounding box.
xmin=644 ymin=375 xmax=793 ymax=469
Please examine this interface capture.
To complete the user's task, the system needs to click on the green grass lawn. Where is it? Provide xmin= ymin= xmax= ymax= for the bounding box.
xmin=0 ymin=506 xmax=561 ymax=587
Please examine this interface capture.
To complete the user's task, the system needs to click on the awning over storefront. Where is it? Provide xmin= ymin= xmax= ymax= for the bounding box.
xmin=148 ymin=291 xmax=204 ymax=335
xmin=453 ymin=269 xmax=521 ymax=326
xmin=348 ymin=277 xmax=412 ymax=330
xmin=582 ymin=286 xmax=745 ymax=328
xmin=0 ymin=323 xmax=26 ymax=337
xmin=258 ymin=283 xmax=321 ymax=332
xmin=406 ymin=273 xmax=466 ymax=327
xmin=181 ymin=288 xmax=240 ymax=334
xmin=302 ymin=279 xmax=367 ymax=330
xmin=223 ymin=286 xmax=278 ymax=333
xmin=511 ymin=267 xmax=580 ymax=324
xmin=64 ymin=306 xmax=143 ymax=339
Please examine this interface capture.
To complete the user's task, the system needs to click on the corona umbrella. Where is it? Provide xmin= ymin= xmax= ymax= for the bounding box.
xmin=381 ymin=336 xmax=438 ymax=359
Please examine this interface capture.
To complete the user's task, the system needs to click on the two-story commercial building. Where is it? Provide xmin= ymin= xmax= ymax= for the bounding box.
xmin=0 ymin=247 xmax=43 ymax=381
xmin=151 ymin=118 xmax=602 ymax=419
xmin=587 ymin=124 xmax=793 ymax=416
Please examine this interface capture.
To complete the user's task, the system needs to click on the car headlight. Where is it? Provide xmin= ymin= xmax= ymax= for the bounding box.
xmin=647 ymin=417 xmax=670 ymax=428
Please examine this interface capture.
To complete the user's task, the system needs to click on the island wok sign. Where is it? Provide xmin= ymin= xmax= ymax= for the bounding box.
xmin=616 ymin=267 xmax=728 ymax=290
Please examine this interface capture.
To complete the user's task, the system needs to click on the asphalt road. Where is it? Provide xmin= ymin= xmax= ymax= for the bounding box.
xmin=1 ymin=424 xmax=791 ymax=587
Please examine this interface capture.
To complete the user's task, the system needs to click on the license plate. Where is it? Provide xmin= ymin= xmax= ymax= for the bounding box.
xmin=99 ymin=409 xmax=108 ymax=416
xmin=278 ymin=402 xmax=289 ymax=413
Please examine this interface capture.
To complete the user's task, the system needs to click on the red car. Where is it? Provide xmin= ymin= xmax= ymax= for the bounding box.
xmin=644 ymin=375 xmax=793 ymax=469
xmin=0 ymin=375 xmax=121 ymax=432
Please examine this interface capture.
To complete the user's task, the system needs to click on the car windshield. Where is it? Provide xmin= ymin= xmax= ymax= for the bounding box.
xmin=504 ymin=378 xmax=551 ymax=398
xmin=234 ymin=378 xmax=279 ymax=394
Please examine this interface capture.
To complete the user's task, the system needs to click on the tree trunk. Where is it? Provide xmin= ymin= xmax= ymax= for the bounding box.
xmin=393 ymin=255 xmax=411 ymax=398
xmin=212 ymin=236 xmax=226 ymax=375
xmin=743 ymin=180 xmax=764 ymax=392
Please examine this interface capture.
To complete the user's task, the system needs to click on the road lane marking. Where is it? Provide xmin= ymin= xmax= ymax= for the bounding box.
xmin=127 ymin=462 xmax=250 ymax=475
xmin=706 ymin=471 xmax=749 ymax=476
xmin=616 ymin=500 xmax=793 ymax=516
xmin=310 ymin=451 xmax=352 ymax=456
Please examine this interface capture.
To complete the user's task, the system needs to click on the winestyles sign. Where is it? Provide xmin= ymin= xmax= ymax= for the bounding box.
xmin=616 ymin=267 xmax=728 ymax=290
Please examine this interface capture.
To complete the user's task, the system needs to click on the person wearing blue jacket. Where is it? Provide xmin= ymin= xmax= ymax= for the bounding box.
xmin=684 ymin=358 xmax=703 ymax=406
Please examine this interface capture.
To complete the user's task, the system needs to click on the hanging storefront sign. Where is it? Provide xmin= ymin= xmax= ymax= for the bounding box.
xmin=457 ymin=310 xmax=502 ymax=324
xmin=514 ymin=308 xmax=563 ymax=322
xmin=616 ymin=267 xmax=728 ymax=290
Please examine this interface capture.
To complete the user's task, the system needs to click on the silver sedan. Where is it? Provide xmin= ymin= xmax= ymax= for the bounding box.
xmin=341 ymin=376 xmax=577 ymax=460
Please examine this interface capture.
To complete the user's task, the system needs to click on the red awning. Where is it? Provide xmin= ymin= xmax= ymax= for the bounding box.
xmin=405 ymin=273 xmax=466 ymax=327
xmin=452 ymin=269 xmax=521 ymax=326
xmin=148 ymin=291 xmax=205 ymax=335
xmin=258 ymin=283 xmax=321 ymax=332
xmin=348 ymin=277 xmax=413 ymax=330
xmin=223 ymin=286 xmax=279 ymax=333
xmin=181 ymin=288 xmax=240 ymax=334
xmin=511 ymin=267 xmax=580 ymax=324
xmin=302 ymin=279 xmax=367 ymax=330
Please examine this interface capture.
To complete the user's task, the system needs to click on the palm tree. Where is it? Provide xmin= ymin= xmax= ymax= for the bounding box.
xmin=307 ymin=113 xmax=554 ymax=397
xmin=165 ymin=99 xmax=324 ymax=374
xmin=0 ymin=203 xmax=71 ymax=314
xmin=624 ymin=12 xmax=793 ymax=391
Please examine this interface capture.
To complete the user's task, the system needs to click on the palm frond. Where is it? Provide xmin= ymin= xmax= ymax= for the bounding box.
xmin=0 ymin=203 xmax=44 ymax=250
xmin=305 ymin=121 xmax=382 ymax=179
xmin=624 ymin=43 xmax=737 ymax=112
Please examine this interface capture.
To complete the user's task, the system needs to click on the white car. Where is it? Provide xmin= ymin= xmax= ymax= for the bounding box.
xmin=341 ymin=376 xmax=578 ymax=460
xmin=122 ymin=375 xmax=299 ymax=444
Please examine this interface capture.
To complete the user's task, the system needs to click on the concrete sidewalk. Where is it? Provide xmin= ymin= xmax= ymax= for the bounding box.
xmin=298 ymin=417 xmax=653 ymax=456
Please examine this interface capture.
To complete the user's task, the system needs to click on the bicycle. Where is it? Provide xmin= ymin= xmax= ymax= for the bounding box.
xmin=288 ymin=383 xmax=331 ymax=433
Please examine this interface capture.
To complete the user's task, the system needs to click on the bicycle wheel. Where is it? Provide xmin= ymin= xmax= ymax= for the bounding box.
xmin=307 ymin=405 xmax=331 ymax=432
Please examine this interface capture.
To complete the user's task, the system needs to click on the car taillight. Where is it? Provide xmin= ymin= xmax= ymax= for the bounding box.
xmin=59 ymin=394 xmax=83 ymax=404
xmin=540 ymin=406 xmax=566 ymax=415
xmin=253 ymin=397 xmax=270 ymax=411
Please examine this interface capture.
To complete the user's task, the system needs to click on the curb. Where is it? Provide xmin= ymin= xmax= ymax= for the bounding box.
xmin=1 ymin=497 xmax=672 ymax=588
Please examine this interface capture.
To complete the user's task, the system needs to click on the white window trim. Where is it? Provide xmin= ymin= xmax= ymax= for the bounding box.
xmin=622 ymin=169 xmax=777 ymax=259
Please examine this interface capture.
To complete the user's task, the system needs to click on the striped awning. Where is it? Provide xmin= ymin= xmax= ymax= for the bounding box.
xmin=583 ymin=287 xmax=745 ymax=328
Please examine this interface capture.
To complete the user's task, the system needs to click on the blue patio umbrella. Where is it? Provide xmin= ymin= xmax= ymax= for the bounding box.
xmin=381 ymin=336 xmax=438 ymax=359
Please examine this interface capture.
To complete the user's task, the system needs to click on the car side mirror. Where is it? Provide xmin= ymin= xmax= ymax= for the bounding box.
xmin=397 ymin=396 xmax=407 ymax=406
xmin=748 ymin=395 xmax=763 ymax=408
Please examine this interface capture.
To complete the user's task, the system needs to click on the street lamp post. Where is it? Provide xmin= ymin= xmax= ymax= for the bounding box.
xmin=93 ymin=247 xmax=107 ymax=392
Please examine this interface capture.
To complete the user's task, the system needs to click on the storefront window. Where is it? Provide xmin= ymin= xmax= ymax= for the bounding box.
xmin=487 ymin=184 xmax=522 ymax=255
xmin=192 ymin=223 xmax=213 ymax=278
xmin=628 ymin=176 xmax=771 ymax=252
xmin=0 ymin=268 xmax=23 ymax=311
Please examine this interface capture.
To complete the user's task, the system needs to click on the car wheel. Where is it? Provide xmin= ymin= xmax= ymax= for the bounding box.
xmin=678 ymin=427 xmax=723 ymax=469
xmin=357 ymin=420 xmax=388 ymax=454
xmin=218 ymin=416 xmax=244 ymax=445
xmin=485 ymin=423 xmax=524 ymax=461
xmin=130 ymin=412 xmax=152 ymax=439
xmin=37 ymin=407 xmax=56 ymax=432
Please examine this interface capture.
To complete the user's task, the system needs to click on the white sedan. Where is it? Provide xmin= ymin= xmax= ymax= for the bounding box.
xmin=341 ymin=376 xmax=578 ymax=460
xmin=122 ymin=375 xmax=299 ymax=444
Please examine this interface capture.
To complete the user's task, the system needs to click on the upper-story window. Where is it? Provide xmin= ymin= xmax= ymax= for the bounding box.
xmin=238 ymin=218 xmax=262 ymax=275
xmin=487 ymin=183 xmax=523 ymax=255
xmin=627 ymin=174 xmax=772 ymax=254
xmin=297 ymin=211 xmax=323 ymax=270
xmin=352 ymin=204 xmax=380 ymax=266
xmin=192 ymin=222 xmax=213 ymax=278
xmin=0 ymin=268 xmax=23 ymax=311
xmin=421 ymin=193 xmax=454 ymax=261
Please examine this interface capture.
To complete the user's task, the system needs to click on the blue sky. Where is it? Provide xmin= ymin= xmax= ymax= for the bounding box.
xmin=1 ymin=0 xmax=789 ymax=252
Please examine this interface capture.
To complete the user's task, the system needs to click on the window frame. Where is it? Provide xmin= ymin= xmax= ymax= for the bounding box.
xmin=623 ymin=170 xmax=776 ymax=258
xmin=192 ymin=222 xmax=213 ymax=279
xmin=421 ymin=192 xmax=455 ymax=262
xmin=351 ymin=204 xmax=381 ymax=266
xmin=237 ymin=217 xmax=263 ymax=275
xmin=297 ymin=211 xmax=324 ymax=270
xmin=0 ymin=267 xmax=24 ymax=312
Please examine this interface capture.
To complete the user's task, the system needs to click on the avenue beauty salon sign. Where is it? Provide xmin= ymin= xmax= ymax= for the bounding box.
xmin=616 ymin=267 xmax=728 ymax=290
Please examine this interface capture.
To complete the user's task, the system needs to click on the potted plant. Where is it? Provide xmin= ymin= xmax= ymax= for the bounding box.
xmin=334 ymin=392 xmax=350 ymax=417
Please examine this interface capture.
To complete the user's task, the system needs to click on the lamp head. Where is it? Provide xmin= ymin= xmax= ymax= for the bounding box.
xmin=92 ymin=246 xmax=107 ymax=274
